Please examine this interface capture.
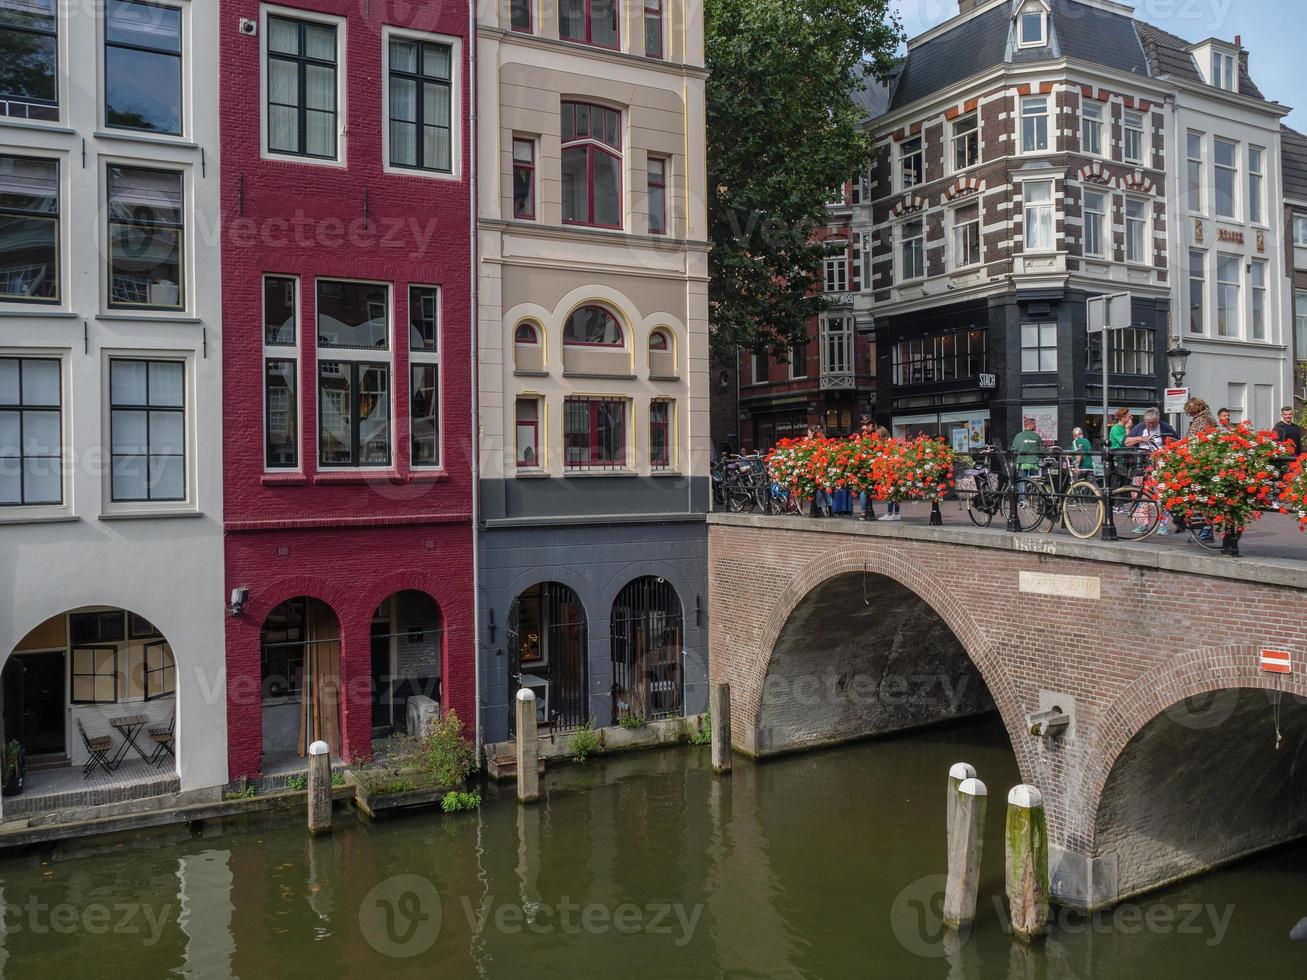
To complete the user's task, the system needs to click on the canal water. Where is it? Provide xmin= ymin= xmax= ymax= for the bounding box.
xmin=0 ymin=716 xmax=1303 ymax=978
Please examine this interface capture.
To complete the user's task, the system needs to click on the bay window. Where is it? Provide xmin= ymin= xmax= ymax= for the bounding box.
xmin=1083 ymin=189 xmax=1106 ymax=258
xmin=560 ymin=0 xmax=618 ymax=50
xmin=1215 ymin=139 xmax=1237 ymax=219
xmin=1123 ymin=110 xmax=1145 ymax=165
xmin=564 ymin=397 xmax=627 ymax=471
xmin=647 ymin=156 xmax=667 ymax=234
xmin=0 ymin=356 xmax=61 ymax=505
xmin=0 ymin=0 xmax=58 ymax=121
xmin=1189 ymin=249 xmax=1205 ymax=335
xmin=1125 ymin=197 xmax=1148 ymax=265
xmin=561 ymin=101 xmax=622 ymax=229
xmin=650 ymin=400 xmax=672 ymax=470
xmin=105 ymin=0 xmax=183 ymax=136
xmin=107 ymin=165 xmax=184 ymax=310
xmin=267 ymin=15 xmax=338 ymax=159
xmin=951 ymin=202 xmax=980 ymax=268
xmin=1216 ymin=254 xmax=1240 ymax=338
xmin=644 ymin=0 xmax=663 ymax=59
xmin=317 ymin=280 xmax=391 ymax=467
xmin=820 ymin=316 xmax=853 ymax=379
xmin=387 ymin=35 xmax=453 ymax=174
xmin=263 ymin=275 xmax=298 ymax=469
xmin=1081 ymin=102 xmax=1102 ymax=156
xmin=516 ymin=397 xmax=540 ymax=469
xmin=824 ymin=240 xmax=848 ymax=292
xmin=109 ymin=358 xmax=185 ymax=502
xmin=1020 ymin=96 xmax=1048 ymax=154
xmin=898 ymin=219 xmax=923 ymax=281
xmin=0 ymin=154 xmax=58 ymax=302
xmin=409 ymin=285 xmax=440 ymax=467
xmin=513 ymin=137 xmax=536 ymax=219
xmin=1023 ymin=180 xmax=1054 ymax=252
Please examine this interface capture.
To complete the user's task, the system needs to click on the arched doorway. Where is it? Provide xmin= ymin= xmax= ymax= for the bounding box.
xmin=369 ymin=590 xmax=443 ymax=737
xmin=610 ymin=576 xmax=684 ymax=724
xmin=508 ymin=583 xmax=587 ymax=734
xmin=4 ymin=606 xmax=177 ymax=776
xmin=755 ymin=571 xmax=997 ymax=755
xmin=260 ymin=597 xmax=341 ymax=767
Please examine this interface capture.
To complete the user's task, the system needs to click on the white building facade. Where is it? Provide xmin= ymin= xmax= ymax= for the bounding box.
xmin=0 ymin=0 xmax=226 ymax=802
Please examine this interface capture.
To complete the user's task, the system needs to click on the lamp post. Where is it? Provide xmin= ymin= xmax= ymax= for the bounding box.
xmin=1166 ymin=341 xmax=1192 ymax=433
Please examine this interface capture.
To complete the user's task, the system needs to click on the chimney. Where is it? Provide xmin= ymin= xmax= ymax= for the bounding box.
xmin=1235 ymin=35 xmax=1241 ymax=47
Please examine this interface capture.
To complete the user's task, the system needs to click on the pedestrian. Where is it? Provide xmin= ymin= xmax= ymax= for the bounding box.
xmin=1011 ymin=417 xmax=1044 ymax=476
xmin=1275 ymin=407 xmax=1303 ymax=456
xmin=1217 ymin=407 xmax=1234 ymax=429
xmin=856 ymin=417 xmax=877 ymax=521
xmin=1108 ymin=408 xmax=1133 ymax=450
xmin=1182 ymin=397 xmax=1218 ymax=437
xmin=1125 ymin=409 xmax=1179 ymax=536
xmin=1070 ymin=427 xmax=1093 ymax=476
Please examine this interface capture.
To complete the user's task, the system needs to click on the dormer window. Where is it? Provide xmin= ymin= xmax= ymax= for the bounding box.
xmin=1211 ymin=50 xmax=1236 ymax=91
xmin=1018 ymin=5 xmax=1047 ymax=49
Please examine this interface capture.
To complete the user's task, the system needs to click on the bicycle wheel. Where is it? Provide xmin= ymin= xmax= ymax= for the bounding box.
xmin=726 ymin=478 xmax=755 ymax=513
xmin=1111 ymin=487 xmax=1161 ymax=540
xmin=1188 ymin=518 xmax=1222 ymax=551
xmin=1013 ymin=479 xmax=1048 ymax=532
xmin=1062 ymin=481 xmax=1105 ymax=540
xmin=967 ymin=491 xmax=996 ymax=528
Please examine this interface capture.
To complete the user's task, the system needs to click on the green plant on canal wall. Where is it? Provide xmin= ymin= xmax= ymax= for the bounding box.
xmin=570 ymin=721 xmax=602 ymax=762
xmin=441 ymin=790 xmax=481 ymax=813
xmin=286 ymin=774 xmax=307 ymax=791
xmin=618 ymin=715 xmax=646 ymax=730
xmin=688 ymin=712 xmax=712 ymax=746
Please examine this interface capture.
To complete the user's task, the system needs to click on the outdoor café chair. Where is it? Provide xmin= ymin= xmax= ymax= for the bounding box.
xmin=147 ymin=713 xmax=175 ymax=766
xmin=77 ymin=718 xmax=115 ymax=779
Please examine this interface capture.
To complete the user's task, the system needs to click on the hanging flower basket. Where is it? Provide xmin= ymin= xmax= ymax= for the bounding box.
xmin=1148 ymin=423 xmax=1291 ymax=534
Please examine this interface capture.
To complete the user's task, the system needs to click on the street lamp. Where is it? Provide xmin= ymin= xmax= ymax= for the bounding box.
xmin=1167 ymin=341 xmax=1192 ymax=388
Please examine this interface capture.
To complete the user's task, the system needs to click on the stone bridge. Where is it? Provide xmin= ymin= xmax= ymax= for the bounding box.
xmin=708 ymin=513 xmax=1307 ymax=910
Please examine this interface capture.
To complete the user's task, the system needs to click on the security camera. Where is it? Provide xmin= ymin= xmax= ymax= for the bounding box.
xmin=239 ymin=18 xmax=257 ymax=36
xmin=229 ymin=587 xmax=249 ymax=617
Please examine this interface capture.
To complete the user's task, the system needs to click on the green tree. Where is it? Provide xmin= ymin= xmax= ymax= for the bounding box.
xmin=706 ymin=0 xmax=902 ymax=360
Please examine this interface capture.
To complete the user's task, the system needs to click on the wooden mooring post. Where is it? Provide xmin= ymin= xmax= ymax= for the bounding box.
xmin=516 ymin=688 xmax=540 ymax=804
xmin=943 ymin=776 xmax=987 ymax=932
xmin=307 ymin=740 xmax=332 ymax=836
xmin=1005 ymin=785 xmax=1050 ymax=943
xmin=710 ymin=682 xmax=732 ymax=774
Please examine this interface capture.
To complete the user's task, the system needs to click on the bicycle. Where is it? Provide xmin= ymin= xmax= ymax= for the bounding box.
xmin=1008 ymin=451 xmax=1105 ymax=538
xmin=959 ymin=448 xmax=1012 ymax=528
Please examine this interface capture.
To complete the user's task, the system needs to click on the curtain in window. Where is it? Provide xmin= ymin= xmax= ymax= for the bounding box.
xmin=305 ymin=65 xmax=335 ymax=157
xmin=389 ymin=77 xmax=417 ymax=166
xmin=423 ymin=81 xmax=451 ymax=172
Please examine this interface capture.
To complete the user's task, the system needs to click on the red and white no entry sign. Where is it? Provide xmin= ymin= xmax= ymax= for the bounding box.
xmin=1260 ymin=650 xmax=1292 ymax=674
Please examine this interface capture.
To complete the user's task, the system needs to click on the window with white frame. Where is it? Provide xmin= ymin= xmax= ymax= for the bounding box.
xmin=751 ymin=350 xmax=766 ymax=384
xmin=105 ymin=0 xmax=183 ymax=136
xmin=1216 ymin=254 xmax=1240 ymax=337
xmin=1296 ymin=290 xmax=1307 ymax=356
xmin=850 ymin=237 xmax=862 ymax=291
xmin=788 ymin=340 xmax=808 ymax=379
xmin=820 ymin=316 xmax=853 ymax=377
xmin=1248 ymin=146 xmax=1265 ymax=225
xmin=316 ymin=279 xmax=391 ymax=467
xmin=1186 ymin=131 xmax=1204 ymax=212
xmin=1021 ymin=323 xmax=1057 ymax=373
xmin=0 ymin=0 xmax=58 ymax=121
xmin=1251 ymin=259 xmax=1267 ymax=341
xmin=1215 ymin=139 xmax=1238 ymax=219
xmin=1083 ymin=189 xmax=1106 ymax=258
xmin=1124 ymin=197 xmax=1149 ymax=265
xmin=109 ymin=358 xmax=185 ymax=502
xmin=1092 ymin=327 xmax=1155 ymax=375
xmin=859 ymin=231 xmax=872 ymax=289
xmin=952 ymin=114 xmax=978 ymax=171
xmin=1080 ymin=102 xmax=1102 ymax=156
xmin=951 ymin=201 xmax=980 ymax=268
xmin=1295 ymin=215 xmax=1307 ymax=247
xmin=1020 ymin=96 xmax=1048 ymax=154
xmin=267 ymin=14 xmax=340 ymax=160
xmin=824 ymin=241 xmax=848 ymax=293
xmin=107 ymin=165 xmax=184 ymax=310
xmin=899 ymin=136 xmax=922 ymax=189
xmin=0 ymin=355 xmax=61 ymax=506
xmin=1018 ymin=5 xmax=1046 ymax=48
xmin=1023 ymin=180 xmax=1054 ymax=252
xmin=409 ymin=285 xmax=440 ymax=467
xmin=898 ymin=219 xmax=924 ymax=281
xmin=263 ymin=275 xmax=298 ymax=469
xmin=0 ymin=154 xmax=59 ymax=303
xmin=386 ymin=34 xmax=454 ymax=175
xmin=1188 ymin=249 xmax=1205 ymax=335
xmin=1211 ymin=50 xmax=1236 ymax=91
xmin=1123 ymin=111 xmax=1145 ymax=165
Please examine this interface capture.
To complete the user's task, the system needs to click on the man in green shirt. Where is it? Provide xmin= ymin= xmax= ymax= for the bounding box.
xmin=1011 ymin=418 xmax=1044 ymax=475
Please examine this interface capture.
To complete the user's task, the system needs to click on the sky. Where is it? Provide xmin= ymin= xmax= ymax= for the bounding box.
xmin=891 ymin=0 xmax=1304 ymax=129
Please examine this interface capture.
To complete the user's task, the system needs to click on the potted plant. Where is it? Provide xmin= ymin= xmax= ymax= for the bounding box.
xmin=2 ymin=739 xmax=26 ymax=797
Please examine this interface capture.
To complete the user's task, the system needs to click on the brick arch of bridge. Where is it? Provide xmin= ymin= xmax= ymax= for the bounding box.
xmin=743 ymin=544 xmax=1035 ymax=783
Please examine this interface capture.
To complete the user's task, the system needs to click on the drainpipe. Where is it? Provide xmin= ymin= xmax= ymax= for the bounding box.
xmin=468 ymin=0 xmax=483 ymax=757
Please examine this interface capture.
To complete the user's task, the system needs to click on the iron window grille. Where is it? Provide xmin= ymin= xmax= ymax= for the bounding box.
xmin=610 ymin=576 xmax=683 ymax=724
xmin=564 ymin=397 xmax=627 ymax=471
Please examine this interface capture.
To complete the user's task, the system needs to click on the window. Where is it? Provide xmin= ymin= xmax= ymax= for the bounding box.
xmin=1251 ymin=259 xmax=1267 ymax=341
xmin=561 ymin=101 xmax=622 ymax=228
xmin=513 ymin=138 xmax=535 ymax=219
xmin=647 ymin=156 xmax=667 ymax=235
xmin=824 ymin=240 xmax=848 ymax=293
xmin=644 ymin=0 xmax=662 ymax=59
xmin=850 ymin=236 xmax=862 ymax=291
xmin=1215 ymin=139 xmax=1237 ymax=219
xmin=952 ymin=202 xmax=980 ymax=268
xmin=1187 ymin=132 xmax=1203 ymax=212
xmin=751 ymin=351 xmax=766 ymax=384
xmin=1081 ymin=102 xmax=1102 ymax=156
xmin=143 ymin=640 xmax=175 ymax=700
xmin=1212 ymin=50 xmax=1236 ymax=91
xmin=515 ymin=321 xmax=540 ymax=345
xmin=560 ymin=0 xmax=618 ymax=50
xmin=387 ymin=36 xmax=453 ymax=174
xmin=1021 ymin=323 xmax=1057 ymax=373
xmin=952 ymin=114 xmax=978 ymax=171
xmin=0 ymin=0 xmax=58 ymax=121
xmin=1123 ymin=111 xmax=1145 ymax=165
xmin=892 ymin=330 xmax=987 ymax=385
xmin=267 ymin=15 xmax=338 ymax=159
xmin=410 ymin=286 xmax=440 ymax=467
xmin=789 ymin=341 xmax=807 ymax=379
xmin=1023 ymin=180 xmax=1054 ymax=252
xmin=72 ymin=648 xmax=118 ymax=704
xmin=649 ymin=329 xmax=670 ymax=351
xmin=1018 ymin=7 xmax=1046 ymax=48
xmin=899 ymin=136 xmax=922 ymax=189
xmin=1295 ymin=216 xmax=1307 ymax=247
xmin=109 ymin=358 xmax=185 ymax=501
xmin=1021 ymin=97 xmax=1048 ymax=154
xmin=650 ymin=400 xmax=671 ymax=469
xmin=516 ymin=397 xmax=540 ymax=468
xmin=107 ymin=165 xmax=184 ymax=310
xmin=510 ymin=0 xmax=532 ymax=33
xmin=820 ymin=316 xmax=853 ymax=377
xmin=1296 ymin=290 xmax=1307 ymax=356
xmin=263 ymin=276 xmax=298 ymax=469
xmin=317 ymin=280 xmax=391 ymax=467
xmin=1248 ymin=146 xmax=1264 ymax=225
xmin=899 ymin=220 xmax=923 ymax=281
xmin=564 ymin=305 xmax=623 ymax=346
xmin=105 ymin=0 xmax=182 ymax=135
xmin=1091 ymin=327 xmax=1155 ymax=375
xmin=1189 ymin=249 xmax=1205 ymax=335
xmin=564 ymin=397 xmax=627 ymax=470
xmin=1217 ymin=254 xmax=1240 ymax=337
xmin=0 ymin=154 xmax=58 ymax=302
xmin=859 ymin=232 xmax=872 ymax=290
xmin=1125 ymin=197 xmax=1149 ymax=265
xmin=0 ymin=356 xmax=60 ymax=505
xmin=1083 ymin=189 xmax=1106 ymax=258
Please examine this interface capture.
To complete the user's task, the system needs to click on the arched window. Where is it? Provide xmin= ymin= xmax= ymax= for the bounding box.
xmin=508 ymin=583 xmax=588 ymax=733
xmin=649 ymin=328 xmax=670 ymax=351
xmin=514 ymin=321 xmax=540 ymax=345
xmin=561 ymin=101 xmax=622 ymax=228
xmin=610 ymin=577 xmax=683 ymax=723
xmin=563 ymin=305 xmax=623 ymax=347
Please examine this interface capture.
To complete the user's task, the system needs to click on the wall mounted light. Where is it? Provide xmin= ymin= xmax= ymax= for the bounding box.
xmin=228 ymin=587 xmax=249 ymax=618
